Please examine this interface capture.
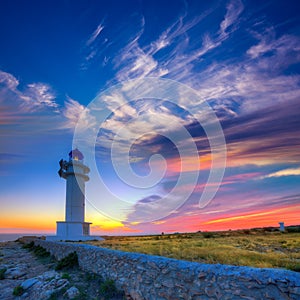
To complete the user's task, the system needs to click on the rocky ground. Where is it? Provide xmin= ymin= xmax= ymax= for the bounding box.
xmin=0 ymin=241 xmax=126 ymax=300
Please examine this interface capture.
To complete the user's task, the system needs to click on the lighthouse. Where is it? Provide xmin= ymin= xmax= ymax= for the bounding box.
xmin=47 ymin=148 xmax=102 ymax=241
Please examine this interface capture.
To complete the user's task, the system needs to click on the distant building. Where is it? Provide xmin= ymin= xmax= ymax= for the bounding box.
xmin=47 ymin=149 xmax=102 ymax=241
xmin=279 ymin=222 xmax=285 ymax=232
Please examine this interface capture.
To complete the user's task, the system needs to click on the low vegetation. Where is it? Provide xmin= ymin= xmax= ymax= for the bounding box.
xmin=0 ymin=267 xmax=7 ymax=280
xmin=99 ymin=279 xmax=118 ymax=298
xmin=61 ymin=272 xmax=71 ymax=280
xmin=86 ymin=226 xmax=300 ymax=271
xmin=22 ymin=240 xmax=53 ymax=266
xmin=55 ymin=252 xmax=78 ymax=270
xmin=22 ymin=241 xmax=50 ymax=258
xmin=13 ymin=285 xmax=24 ymax=296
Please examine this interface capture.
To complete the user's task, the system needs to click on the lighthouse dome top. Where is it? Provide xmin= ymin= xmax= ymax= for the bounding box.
xmin=69 ymin=148 xmax=84 ymax=161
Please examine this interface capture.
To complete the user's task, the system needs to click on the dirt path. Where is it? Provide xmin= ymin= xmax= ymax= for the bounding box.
xmin=0 ymin=241 xmax=54 ymax=299
xmin=0 ymin=241 xmax=127 ymax=300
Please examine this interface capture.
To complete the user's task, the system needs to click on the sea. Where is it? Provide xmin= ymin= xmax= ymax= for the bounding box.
xmin=0 ymin=234 xmax=43 ymax=242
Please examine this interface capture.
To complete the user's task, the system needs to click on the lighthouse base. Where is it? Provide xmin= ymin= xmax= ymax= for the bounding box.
xmin=46 ymin=221 xmax=103 ymax=241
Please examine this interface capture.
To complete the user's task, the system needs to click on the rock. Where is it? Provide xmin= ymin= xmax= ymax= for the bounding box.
xmin=66 ymin=286 xmax=80 ymax=299
xmin=205 ymin=286 xmax=216 ymax=297
xmin=5 ymin=266 xmax=27 ymax=279
xmin=290 ymin=286 xmax=300 ymax=295
xmin=21 ymin=278 xmax=39 ymax=290
xmin=21 ymin=292 xmax=29 ymax=298
xmin=43 ymin=289 xmax=55 ymax=299
xmin=239 ymin=296 xmax=257 ymax=300
xmin=161 ymin=278 xmax=174 ymax=288
xmin=198 ymin=272 xmax=206 ymax=279
xmin=56 ymin=278 xmax=68 ymax=288
xmin=38 ymin=270 xmax=58 ymax=280
xmin=129 ymin=289 xmax=143 ymax=300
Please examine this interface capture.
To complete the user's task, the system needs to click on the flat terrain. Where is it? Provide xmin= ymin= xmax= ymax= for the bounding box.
xmin=86 ymin=228 xmax=300 ymax=271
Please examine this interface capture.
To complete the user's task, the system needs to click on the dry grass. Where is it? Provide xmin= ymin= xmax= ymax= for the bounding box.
xmin=84 ymin=228 xmax=300 ymax=271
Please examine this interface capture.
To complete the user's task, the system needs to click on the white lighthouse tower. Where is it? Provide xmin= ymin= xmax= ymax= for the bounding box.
xmin=47 ymin=149 xmax=102 ymax=241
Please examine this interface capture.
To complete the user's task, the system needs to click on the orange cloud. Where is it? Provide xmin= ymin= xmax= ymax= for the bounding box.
xmin=226 ymin=140 xmax=300 ymax=167
xmin=128 ymin=203 xmax=300 ymax=234
xmin=203 ymin=205 xmax=300 ymax=230
xmin=151 ymin=153 xmax=212 ymax=175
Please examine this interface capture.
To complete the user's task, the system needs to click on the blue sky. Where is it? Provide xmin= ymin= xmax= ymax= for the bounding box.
xmin=0 ymin=0 xmax=300 ymax=234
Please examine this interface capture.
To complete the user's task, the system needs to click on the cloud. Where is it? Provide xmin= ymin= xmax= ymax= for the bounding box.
xmin=89 ymin=0 xmax=298 ymax=146
xmin=63 ymin=96 xmax=97 ymax=132
xmin=110 ymin=5 xmax=220 ymax=82
xmin=134 ymin=195 xmax=162 ymax=204
xmin=127 ymin=198 xmax=300 ymax=233
xmin=0 ymin=70 xmax=19 ymax=89
xmin=0 ymin=70 xmax=69 ymax=175
xmin=263 ymin=167 xmax=300 ymax=179
xmin=80 ymin=20 xmax=108 ymax=70
xmin=97 ymin=99 xmax=194 ymax=160
xmin=0 ymin=71 xmax=95 ymax=140
xmin=247 ymin=28 xmax=300 ymax=63
xmin=100 ymin=2 xmax=299 ymax=124
xmin=124 ymin=192 xmax=185 ymax=223
xmin=219 ymin=0 xmax=244 ymax=38
xmin=203 ymin=205 xmax=298 ymax=225
xmin=68 ymin=1 xmax=300 ymax=224
xmin=222 ymin=98 xmax=300 ymax=166
xmin=19 ymin=83 xmax=58 ymax=112
xmin=0 ymin=70 xmax=59 ymax=112
xmin=100 ymin=91 xmax=300 ymax=169
xmin=86 ymin=22 xmax=104 ymax=46
xmin=0 ymin=70 xmax=99 ymax=169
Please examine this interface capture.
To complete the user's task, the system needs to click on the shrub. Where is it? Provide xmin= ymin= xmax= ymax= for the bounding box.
xmin=33 ymin=245 xmax=50 ymax=258
xmin=0 ymin=268 xmax=7 ymax=280
xmin=288 ymin=264 xmax=300 ymax=272
xmin=99 ymin=279 xmax=117 ymax=298
xmin=48 ymin=291 xmax=59 ymax=300
xmin=85 ymin=272 xmax=99 ymax=281
xmin=286 ymin=227 xmax=300 ymax=233
xmin=22 ymin=241 xmax=34 ymax=249
xmin=55 ymin=252 xmax=78 ymax=270
xmin=202 ymin=232 xmax=214 ymax=239
xmin=61 ymin=272 xmax=70 ymax=280
xmin=13 ymin=285 xmax=24 ymax=296
xmin=22 ymin=242 xmax=51 ymax=259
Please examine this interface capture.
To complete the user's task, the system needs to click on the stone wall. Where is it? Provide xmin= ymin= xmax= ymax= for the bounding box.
xmin=34 ymin=239 xmax=300 ymax=300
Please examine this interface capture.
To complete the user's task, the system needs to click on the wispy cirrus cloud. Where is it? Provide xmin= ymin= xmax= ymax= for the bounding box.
xmin=0 ymin=70 xmax=99 ymax=170
xmin=73 ymin=0 xmax=300 ymax=224
xmin=110 ymin=0 xmax=244 ymax=85
xmin=0 ymin=70 xmax=58 ymax=112
xmin=86 ymin=22 xmax=105 ymax=46
xmin=19 ymin=83 xmax=58 ymax=112
xmin=0 ymin=70 xmax=97 ymax=136
xmin=99 ymin=0 xmax=300 ymax=123
xmin=219 ymin=0 xmax=243 ymax=38
xmin=81 ymin=20 xmax=106 ymax=69
xmin=94 ymin=1 xmax=243 ymax=159
xmin=0 ymin=70 xmax=64 ymax=171
xmin=63 ymin=96 xmax=96 ymax=132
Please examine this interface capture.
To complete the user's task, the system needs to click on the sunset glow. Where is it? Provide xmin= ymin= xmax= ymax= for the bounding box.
xmin=0 ymin=0 xmax=299 ymax=235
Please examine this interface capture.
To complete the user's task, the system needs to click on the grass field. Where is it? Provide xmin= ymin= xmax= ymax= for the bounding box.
xmin=85 ymin=227 xmax=300 ymax=271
